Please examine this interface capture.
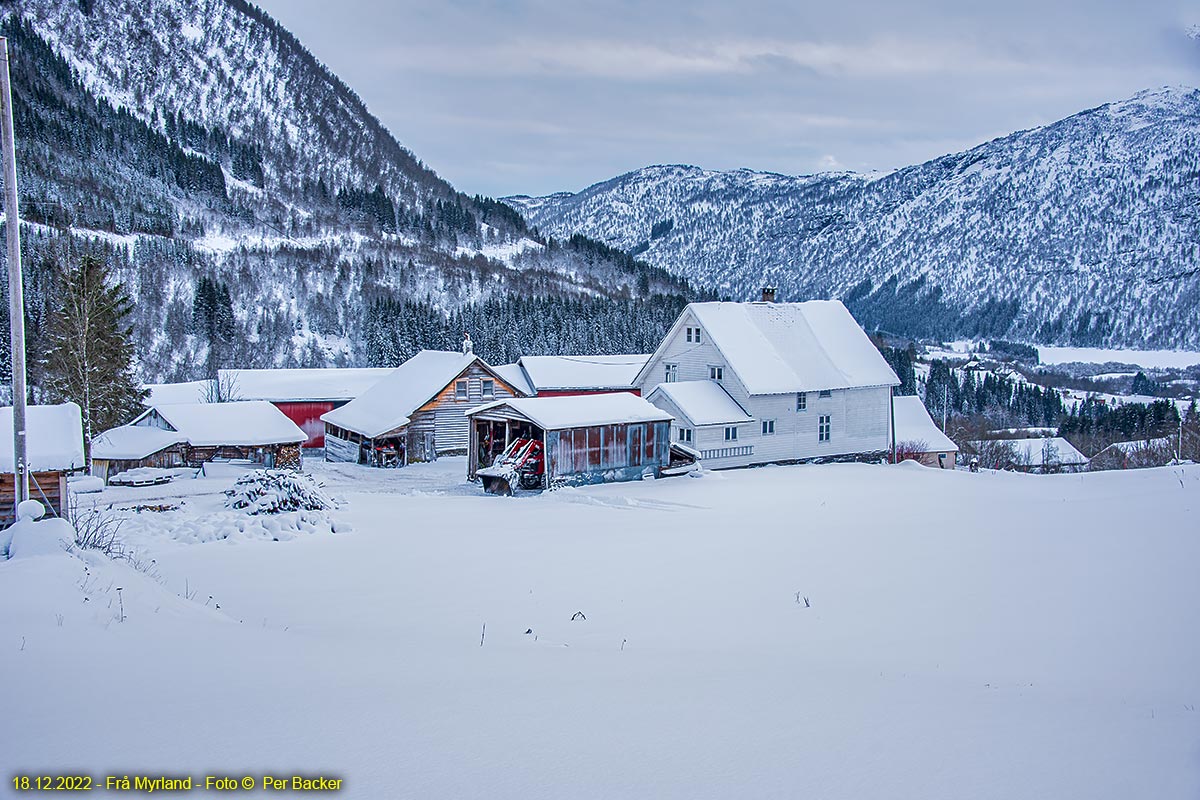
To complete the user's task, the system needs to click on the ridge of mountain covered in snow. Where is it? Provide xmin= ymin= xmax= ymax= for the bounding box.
xmin=508 ymin=87 xmax=1200 ymax=350
xmin=0 ymin=0 xmax=691 ymax=381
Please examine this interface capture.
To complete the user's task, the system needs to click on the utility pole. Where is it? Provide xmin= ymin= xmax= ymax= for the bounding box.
xmin=0 ymin=37 xmax=29 ymax=505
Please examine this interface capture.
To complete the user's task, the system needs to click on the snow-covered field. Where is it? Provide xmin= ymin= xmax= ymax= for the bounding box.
xmin=3 ymin=458 xmax=1199 ymax=799
xmin=1036 ymin=345 xmax=1200 ymax=369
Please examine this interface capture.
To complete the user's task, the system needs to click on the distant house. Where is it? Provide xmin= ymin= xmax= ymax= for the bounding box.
xmin=1089 ymin=437 xmax=1174 ymax=470
xmin=1 ymin=403 xmax=86 ymax=524
xmin=892 ymin=396 xmax=958 ymax=469
xmin=321 ymin=349 xmax=524 ymax=466
xmin=219 ymin=368 xmax=393 ymax=448
xmin=496 ymin=354 xmax=650 ymax=397
xmin=91 ymin=401 xmax=306 ymax=482
xmin=966 ymin=437 xmax=1089 ymax=474
xmin=466 ymin=393 xmax=674 ymax=486
xmin=635 ymin=297 xmax=900 ymax=468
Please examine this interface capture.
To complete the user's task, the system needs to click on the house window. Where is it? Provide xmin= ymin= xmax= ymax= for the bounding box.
xmin=677 ymin=427 xmax=693 ymax=443
xmin=695 ymin=328 xmax=701 ymax=344
xmin=724 ymin=426 xmax=738 ymax=441
xmin=819 ymin=389 xmax=832 ymax=398
xmin=818 ymin=414 xmax=831 ymax=442
xmin=686 ymin=327 xmax=693 ymax=343
xmin=761 ymin=419 xmax=775 ymax=435
xmin=455 ymin=380 xmax=468 ymax=400
xmin=665 ymin=363 xmax=678 ymax=383
xmin=481 ymin=379 xmax=495 ymax=398
xmin=709 ymin=366 xmax=724 ymax=381
xmin=796 ymin=392 xmax=807 ymax=411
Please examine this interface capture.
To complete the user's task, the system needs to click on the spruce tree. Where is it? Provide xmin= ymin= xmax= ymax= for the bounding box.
xmin=42 ymin=253 xmax=148 ymax=450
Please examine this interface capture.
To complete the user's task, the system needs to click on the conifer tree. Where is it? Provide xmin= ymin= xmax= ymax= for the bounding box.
xmin=41 ymin=253 xmax=147 ymax=450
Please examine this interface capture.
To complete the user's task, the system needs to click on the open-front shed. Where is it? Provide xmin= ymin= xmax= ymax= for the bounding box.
xmin=465 ymin=393 xmax=674 ymax=488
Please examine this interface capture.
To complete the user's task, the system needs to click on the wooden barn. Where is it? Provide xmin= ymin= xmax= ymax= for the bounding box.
xmin=321 ymin=348 xmax=524 ymax=467
xmin=1 ymin=403 xmax=86 ymax=525
xmin=465 ymin=393 xmax=674 ymax=487
xmin=90 ymin=401 xmax=306 ymax=482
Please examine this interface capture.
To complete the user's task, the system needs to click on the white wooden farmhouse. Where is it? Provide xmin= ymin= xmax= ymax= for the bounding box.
xmin=635 ymin=297 xmax=900 ymax=469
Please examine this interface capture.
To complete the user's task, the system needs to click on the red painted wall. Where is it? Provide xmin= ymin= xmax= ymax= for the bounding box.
xmin=535 ymin=389 xmax=641 ymax=398
xmin=274 ymin=401 xmax=336 ymax=448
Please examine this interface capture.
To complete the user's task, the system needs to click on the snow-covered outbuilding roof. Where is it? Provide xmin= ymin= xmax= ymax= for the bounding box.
xmin=1001 ymin=437 xmax=1088 ymax=467
xmin=641 ymin=300 xmax=899 ymax=395
xmin=1095 ymin=437 xmax=1173 ymax=457
xmin=131 ymin=401 xmax=306 ymax=447
xmin=467 ymin=393 xmax=673 ymax=431
xmin=145 ymin=380 xmax=211 ymax=405
xmin=493 ymin=363 xmax=534 ymax=397
xmin=0 ymin=403 xmax=86 ymax=472
xmin=892 ymin=396 xmax=958 ymax=452
xmin=218 ymin=368 xmax=393 ymax=402
xmin=321 ymin=351 xmax=487 ymax=439
xmin=91 ymin=425 xmax=186 ymax=461
xmin=646 ymin=381 xmax=754 ymax=426
xmin=516 ymin=354 xmax=650 ymax=392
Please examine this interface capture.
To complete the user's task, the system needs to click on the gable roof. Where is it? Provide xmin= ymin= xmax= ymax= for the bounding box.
xmin=892 ymin=396 xmax=957 ymax=452
xmin=218 ymin=368 xmax=393 ymax=402
xmin=493 ymin=363 xmax=534 ymax=397
xmin=517 ymin=354 xmax=650 ymax=392
xmin=321 ymin=350 xmax=495 ymax=439
xmin=639 ymin=300 xmax=899 ymax=395
xmin=91 ymin=424 xmax=186 ymax=460
xmin=145 ymin=379 xmax=211 ymax=405
xmin=647 ymin=381 xmax=753 ymax=426
xmin=132 ymin=401 xmax=306 ymax=447
xmin=466 ymin=393 xmax=673 ymax=431
xmin=980 ymin=437 xmax=1088 ymax=467
xmin=0 ymin=403 xmax=86 ymax=472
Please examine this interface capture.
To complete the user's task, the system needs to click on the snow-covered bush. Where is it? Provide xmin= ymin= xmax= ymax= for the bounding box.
xmin=225 ymin=470 xmax=336 ymax=515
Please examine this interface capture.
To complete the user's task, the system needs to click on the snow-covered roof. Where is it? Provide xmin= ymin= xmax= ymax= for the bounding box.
xmin=145 ymin=380 xmax=211 ymax=405
xmin=493 ymin=363 xmax=534 ymax=397
xmin=0 ymin=403 xmax=86 ymax=472
xmin=321 ymin=351 xmax=481 ymax=439
xmin=645 ymin=300 xmax=899 ymax=395
xmin=91 ymin=425 xmax=186 ymax=460
xmin=467 ymin=393 xmax=673 ymax=431
xmin=892 ymin=396 xmax=958 ymax=452
xmin=517 ymin=354 xmax=650 ymax=392
xmin=1003 ymin=437 xmax=1088 ymax=467
xmin=1095 ymin=437 xmax=1173 ymax=457
xmin=132 ymin=401 xmax=306 ymax=447
xmin=647 ymin=381 xmax=753 ymax=426
xmin=218 ymin=368 xmax=393 ymax=402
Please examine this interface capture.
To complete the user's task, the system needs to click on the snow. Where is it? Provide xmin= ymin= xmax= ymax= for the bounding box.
xmin=219 ymin=368 xmax=393 ymax=402
xmin=1036 ymin=346 xmax=1200 ymax=370
xmin=321 ymin=351 xmax=479 ymax=438
xmin=145 ymin=380 xmax=212 ymax=405
xmin=493 ymin=363 xmax=535 ymax=396
xmin=0 ymin=403 xmax=86 ymax=472
xmin=998 ymin=437 xmax=1089 ymax=467
xmin=468 ymin=393 xmax=673 ymax=430
xmin=684 ymin=301 xmax=900 ymax=395
xmin=91 ymin=424 xmax=186 ymax=461
xmin=1097 ymin=438 xmax=1174 ymax=457
xmin=647 ymin=380 xmax=754 ymax=426
xmin=131 ymin=402 xmax=306 ymax=447
xmin=516 ymin=354 xmax=650 ymax=392
xmin=3 ymin=460 xmax=1198 ymax=798
xmin=892 ymin=396 xmax=958 ymax=451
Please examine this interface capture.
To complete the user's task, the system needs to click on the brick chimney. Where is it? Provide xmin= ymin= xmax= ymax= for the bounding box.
xmin=761 ymin=287 xmax=777 ymax=303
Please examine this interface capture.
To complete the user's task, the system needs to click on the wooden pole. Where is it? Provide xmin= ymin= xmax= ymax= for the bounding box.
xmin=0 ymin=37 xmax=29 ymax=505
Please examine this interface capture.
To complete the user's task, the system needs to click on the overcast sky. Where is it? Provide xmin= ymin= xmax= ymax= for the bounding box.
xmin=256 ymin=0 xmax=1200 ymax=198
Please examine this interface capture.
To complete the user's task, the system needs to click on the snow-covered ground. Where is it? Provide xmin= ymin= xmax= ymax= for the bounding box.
xmin=3 ymin=458 xmax=1199 ymax=799
xmin=1037 ymin=346 xmax=1200 ymax=369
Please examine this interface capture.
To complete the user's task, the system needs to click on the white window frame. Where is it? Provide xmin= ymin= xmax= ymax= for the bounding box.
xmin=761 ymin=419 xmax=775 ymax=435
xmin=818 ymin=414 xmax=831 ymax=442
xmin=677 ymin=427 xmax=693 ymax=443
xmin=665 ymin=363 xmax=678 ymax=383
xmin=455 ymin=380 xmax=468 ymax=401
xmin=694 ymin=327 xmax=702 ymax=344
xmin=686 ymin=327 xmax=693 ymax=343
xmin=796 ymin=392 xmax=807 ymax=412
xmin=709 ymin=365 xmax=724 ymax=381
xmin=724 ymin=426 xmax=738 ymax=441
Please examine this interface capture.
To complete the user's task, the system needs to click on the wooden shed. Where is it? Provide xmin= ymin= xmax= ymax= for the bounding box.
xmin=321 ymin=349 xmax=523 ymax=467
xmin=1 ymin=403 xmax=86 ymax=526
xmin=466 ymin=393 xmax=674 ymax=487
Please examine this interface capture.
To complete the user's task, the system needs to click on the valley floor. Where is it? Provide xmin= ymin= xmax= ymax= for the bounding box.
xmin=3 ymin=458 xmax=1199 ymax=799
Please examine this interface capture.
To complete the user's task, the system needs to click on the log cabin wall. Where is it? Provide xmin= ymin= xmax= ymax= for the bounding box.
xmin=2 ymin=471 xmax=68 ymax=527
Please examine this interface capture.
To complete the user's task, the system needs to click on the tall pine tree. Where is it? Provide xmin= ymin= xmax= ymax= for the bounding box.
xmin=42 ymin=253 xmax=147 ymax=450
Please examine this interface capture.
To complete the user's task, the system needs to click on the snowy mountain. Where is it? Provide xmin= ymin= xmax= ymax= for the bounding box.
xmin=0 ymin=0 xmax=691 ymax=381
xmin=508 ymin=88 xmax=1200 ymax=350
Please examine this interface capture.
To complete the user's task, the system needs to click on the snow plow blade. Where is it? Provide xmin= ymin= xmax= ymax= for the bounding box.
xmin=480 ymin=473 xmax=514 ymax=495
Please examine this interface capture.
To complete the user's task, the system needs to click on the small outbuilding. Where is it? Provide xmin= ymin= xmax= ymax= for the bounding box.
xmin=891 ymin=396 xmax=959 ymax=468
xmin=496 ymin=354 xmax=651 ymax=397
xmin=91 ymin=401 xmax=306 ymax=482
xmin=1089 ymin=437 xmax=1174 ymax=470
xmin=1 ymin=403 xmax=86 ymax=525
xmin=466 ymin=393 xmax=674 ymax=487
